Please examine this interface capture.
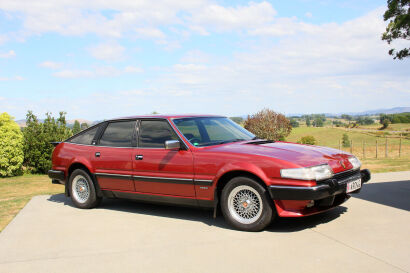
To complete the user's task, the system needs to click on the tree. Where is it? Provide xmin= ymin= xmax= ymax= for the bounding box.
xmin=342 ymin=133 xmax=350 ymax=148
xmin=382 ymin=0 xmax=410 ymax=59
xmin=73 ymin=120 xmax=81 ymax=134
xmin=244 ymin=108 xmax=292 ymax=141
xmin=289 ymin=119 xmax=299 ymax=128
xmin=80 ymin=122 xmax=89 ymax=130
xmin=306 ymin=117 xmax=311 ymax=127
xmin=23 ymin=111 xmax=72 ymax=174
xmin=297 ymin=136 xmax=316 ymax=145
xmin=0 ymin=113 xmax=24 ymax=177
xmin=312 ymin=118 xmax=324 ymax=127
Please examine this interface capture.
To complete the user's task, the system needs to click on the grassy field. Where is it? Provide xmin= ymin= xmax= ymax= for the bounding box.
xmin=287 ymin=126 xmax=410 ymax=172
xmin=0 ymin=175 xmax=63 ymax=232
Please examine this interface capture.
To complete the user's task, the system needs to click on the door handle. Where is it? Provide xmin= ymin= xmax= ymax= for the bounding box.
xmin=135 ymin=155 xmax=143 ymax=160
xmin=95 ymin=152 xmax=100 ymax=157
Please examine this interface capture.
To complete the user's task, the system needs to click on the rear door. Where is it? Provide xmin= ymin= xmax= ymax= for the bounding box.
xmin=92 ymin=120 xmax=136 ymax=191
xmin=133 ymin=119 xmax=195 ymax=197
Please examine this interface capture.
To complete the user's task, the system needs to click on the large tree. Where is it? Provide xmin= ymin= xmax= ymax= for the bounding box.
xmin=0 ymin=113 xmax=24 ymax=177
xmin=73 ymin=120 xmax=81 ymax=134
xmin=244 ymin=109 xmax=292 ymax=141
xmin=382 ymin=0 xmax=410 ymax=60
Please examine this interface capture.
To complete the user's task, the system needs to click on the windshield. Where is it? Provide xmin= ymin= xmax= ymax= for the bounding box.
xmin=172 ymin=117 xmax=255 ymax=147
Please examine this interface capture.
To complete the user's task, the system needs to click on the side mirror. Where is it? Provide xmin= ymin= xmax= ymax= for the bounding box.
xmin=165 ymin=140 xmax=181 ymax=150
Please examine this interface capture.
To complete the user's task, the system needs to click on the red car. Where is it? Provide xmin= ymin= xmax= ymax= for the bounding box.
xmin=49 ymin=115 xmax=370 ymax=231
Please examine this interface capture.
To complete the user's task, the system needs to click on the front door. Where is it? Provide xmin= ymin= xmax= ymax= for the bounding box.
xmin=133 ymin=119 xmax=195 ymax=197
xmin=92 ymin=120 xmax=136 ymax=192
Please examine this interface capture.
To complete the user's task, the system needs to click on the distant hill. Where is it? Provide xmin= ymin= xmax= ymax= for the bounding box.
xmin=285 ymin=107 xmax=410 ymax=117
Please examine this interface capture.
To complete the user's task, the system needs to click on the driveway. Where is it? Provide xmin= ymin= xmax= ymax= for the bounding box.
xmin=0 ymin=171 xmax=409 ymax=273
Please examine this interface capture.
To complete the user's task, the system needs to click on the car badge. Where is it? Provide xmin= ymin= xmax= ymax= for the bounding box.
xmin=340 ymin=160 xmax=346 ymax=169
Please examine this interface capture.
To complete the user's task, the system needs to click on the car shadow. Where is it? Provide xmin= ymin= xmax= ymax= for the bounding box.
xmin=47 ymin=193 xmax=347 ymax=232
xmin=352 ymin=180 xmax=410 ymax=212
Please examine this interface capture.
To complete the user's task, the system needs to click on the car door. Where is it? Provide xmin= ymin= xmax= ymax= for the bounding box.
xmin=92 ymin=120 xmax=136 ymax=192
xmin=133 ymin=119 xmax=195 ymax=197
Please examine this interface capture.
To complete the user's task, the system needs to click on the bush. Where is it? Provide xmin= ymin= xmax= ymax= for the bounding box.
xmin=244 ymin=108 xmax=292 ymax=141
xmin=23 ymin=111 xmax=72 ymax=174
xmin=297 ymin=136 xmax=316 ymax=145
xmin=290 ymin=119 xmax=299 ymax=128
xmin=342 ymin=133 xmax=350 ymax=147
xmin=0 ymin=113 xmax=24 ymax=177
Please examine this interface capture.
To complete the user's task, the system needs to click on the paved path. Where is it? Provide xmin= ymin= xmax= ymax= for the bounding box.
xmin=0 ymin=171 xmax=409 ymax=273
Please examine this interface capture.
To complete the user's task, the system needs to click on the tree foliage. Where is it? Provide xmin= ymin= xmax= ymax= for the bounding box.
xmin=289 ymin=118 xmax=299 ymax=128
xmin=0 ymin=113 xmax=24 ymax=177
xmin=382 ymin=0 xmax=410 ymax=59
xmin=73 ymin=120 xmax=81 ymax=134
xmin=244 ymin=109 xmax=292 ymax=141
xmin=80 ymin=122 xmax=89 ymax=130
xmin=298 ymin=136 xmax=316 ymax=145
xmin=342 ymin=133 xmax=350 ymax=148
xmin=23 ymin=111 xmax=72 ymax=174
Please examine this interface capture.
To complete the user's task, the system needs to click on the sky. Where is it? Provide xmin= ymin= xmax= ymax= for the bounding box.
xmin=0 ymin=0 xmax=409 ymax=121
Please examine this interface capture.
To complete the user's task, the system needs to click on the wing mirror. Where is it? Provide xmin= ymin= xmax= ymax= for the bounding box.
xmin=165 ymin=140 xmax=181 ymax=150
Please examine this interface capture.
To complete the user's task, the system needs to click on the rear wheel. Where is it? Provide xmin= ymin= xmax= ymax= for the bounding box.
xmin=69 ymin=169 xmax=101 ymax=209
xmin=221 ymin=176 xmax=274 ymax=231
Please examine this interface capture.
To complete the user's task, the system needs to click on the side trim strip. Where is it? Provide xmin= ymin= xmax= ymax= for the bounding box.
xmin=95 ymin=173 xmax=215 ymax=186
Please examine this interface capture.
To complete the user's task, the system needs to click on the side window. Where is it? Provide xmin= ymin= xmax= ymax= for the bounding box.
xmin=139 ymin=120 xmax=177 ymax=148
xmin=172 ymin=119 xmax=201 ymax=142
xmin=99 ymin=121 xmax=136 ymax=147
xmin=69 ymin=126 xmax=99 ymax=145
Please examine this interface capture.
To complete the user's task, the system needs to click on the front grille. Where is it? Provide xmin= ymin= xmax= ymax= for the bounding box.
xmin=317 ymin=169 xmax=360 ymax=185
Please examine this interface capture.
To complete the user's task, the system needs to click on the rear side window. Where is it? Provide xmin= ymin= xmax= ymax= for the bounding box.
xmin=69 ymin=126 xmax=99 ymax=145
xmin=99 ymin=121 xmax=136 ymax=147
xmin=139 ymin=120 xmax=177 ymax=148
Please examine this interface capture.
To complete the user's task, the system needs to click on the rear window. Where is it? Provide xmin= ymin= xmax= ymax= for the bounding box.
xmin=99 ymin=120 xmax=136 ymax=147
xmin=69 ymin=126 xmax=99 ymax=145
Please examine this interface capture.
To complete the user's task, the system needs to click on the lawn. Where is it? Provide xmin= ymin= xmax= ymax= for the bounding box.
xmin=0 ymin=175 xmax=63 ymax=232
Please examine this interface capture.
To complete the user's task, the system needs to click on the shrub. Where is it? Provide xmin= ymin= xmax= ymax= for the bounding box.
xmin=298 ymin=136 xmax=316 ymax=145
xmin=23 ymin=111 xmax=72 ymax=174
xmin=290 ymin=119 xmax=299 ymax=128
xmin=244 ymin=108 xmax=292 ymax=141
xmin=0 ymin=113 xmax=24 ymax=177
xmin=342 ymin=133 xmax=350 ymax=147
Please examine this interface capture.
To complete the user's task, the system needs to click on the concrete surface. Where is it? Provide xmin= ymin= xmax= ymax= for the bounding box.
xmin=0 ymin=171 xmax=409 ymax=273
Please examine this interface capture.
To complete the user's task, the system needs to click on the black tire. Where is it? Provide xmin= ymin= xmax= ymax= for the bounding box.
xmin=69 ymin=169 xmax=101 ymax=209
xmin=221 ymin=176 xmax=274 ymax=231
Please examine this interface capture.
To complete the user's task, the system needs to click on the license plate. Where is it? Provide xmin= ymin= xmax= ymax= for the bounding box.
xmin=346 ymin=178 xmax=361 ymax=193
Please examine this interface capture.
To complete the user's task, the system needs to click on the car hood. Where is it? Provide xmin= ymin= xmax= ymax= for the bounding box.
xmin=207 ymin=140 xmax=354 ymax=173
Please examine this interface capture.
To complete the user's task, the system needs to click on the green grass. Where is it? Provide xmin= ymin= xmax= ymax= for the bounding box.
xmin=0 ymin=174 xmax=63 ymax=232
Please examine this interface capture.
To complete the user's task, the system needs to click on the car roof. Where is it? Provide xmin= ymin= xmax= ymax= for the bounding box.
xmin=107 ymin=114 xmax=226 ymax=121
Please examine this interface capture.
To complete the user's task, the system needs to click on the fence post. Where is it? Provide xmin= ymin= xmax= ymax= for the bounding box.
xmin=350 ymin=140 xmax=353 ymax=154
xmin=399 ymin=134 xmax=402 ymax=158
xmin=376 ymin=139 xmax=378 ymax=159
xmin=363 ymin=141 xmax=365 ymax=159
xmin=385 ymin=137 xmax=388 ymax=158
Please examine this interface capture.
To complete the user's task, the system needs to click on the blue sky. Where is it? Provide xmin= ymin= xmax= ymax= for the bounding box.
xmin=0 ymin=0 xmax=409 ymax=121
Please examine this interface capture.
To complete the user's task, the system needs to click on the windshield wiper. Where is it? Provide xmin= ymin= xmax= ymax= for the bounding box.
xmin=197 ymin=139 xmax=247 ymax=147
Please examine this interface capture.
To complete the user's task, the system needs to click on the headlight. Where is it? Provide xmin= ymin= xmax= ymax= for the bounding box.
xmin=348 ymin=156 xmax=361 ymax=170
xmin=280 ymin=164 xmax=333 ymax=181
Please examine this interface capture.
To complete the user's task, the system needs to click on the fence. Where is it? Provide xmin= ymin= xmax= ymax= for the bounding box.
xmin=333 ymin=137 xmax=408 ymax=159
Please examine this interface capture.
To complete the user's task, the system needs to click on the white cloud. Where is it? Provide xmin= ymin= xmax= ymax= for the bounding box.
xmin=52 ymin=70 xmax=94 ymax=78
xmin=134 ymin=27 xmax=166 ymax=39
xmin=305 ymin=12 xmax=313 ymax=18
xmin=0 ymin=50 xmax=16 ymax=58
xmin=124 ymin=66 xmax=143 ymax=73
xmin=0 ymin=75 xmax=23 ymax=81
xmin=39 ymin=61 xmax=62 ymax=69
xmin=88 ymin=42 xmax=125 ymax=61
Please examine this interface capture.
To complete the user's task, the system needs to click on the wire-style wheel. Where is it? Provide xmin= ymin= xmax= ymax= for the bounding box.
xmin=228 ymin=185 xmax=263 ymax=224
xmin=68 ymin=169 xmax=101 ymax=209
xmin=72 ymin=175 xmax=90 ymax=204
xmin=221 ymin=176 xmax=274 ymax=231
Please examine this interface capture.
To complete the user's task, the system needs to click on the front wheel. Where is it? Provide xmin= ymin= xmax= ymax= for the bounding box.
xmin=221 ymin=177 xmax=274 ymax=231
xmin=69 ymin=169 xmax=101 ymax=209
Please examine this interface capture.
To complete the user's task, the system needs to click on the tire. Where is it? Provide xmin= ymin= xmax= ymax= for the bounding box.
xmin=69 ymin=169 xmax=101 ymax=209
xmin=221 ymin=176 xmax=274 ymax=231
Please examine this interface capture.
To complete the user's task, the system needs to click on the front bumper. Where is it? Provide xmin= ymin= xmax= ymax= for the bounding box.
xmin=268 ymin=169 xmax=371 ymax=201
xmin=48 ymin=170 xmax=65 ymax=185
